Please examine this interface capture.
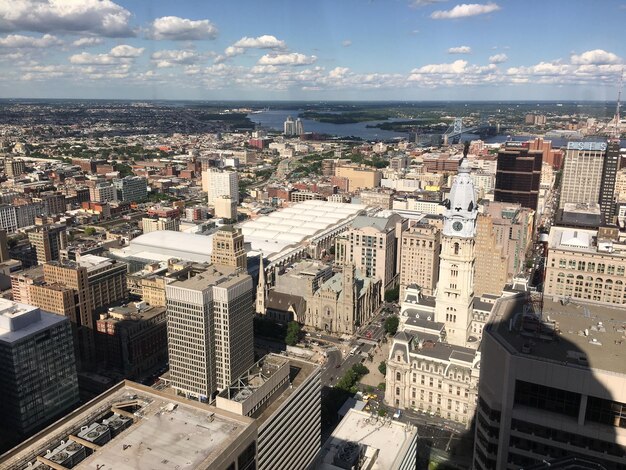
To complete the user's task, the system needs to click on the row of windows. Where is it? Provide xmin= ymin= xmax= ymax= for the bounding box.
xmin=555 ymin=259 xmax=626 ymax=275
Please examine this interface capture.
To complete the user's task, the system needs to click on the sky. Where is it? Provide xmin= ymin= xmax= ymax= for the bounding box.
xmin=0 ymin=0 xmax=625 ymax=101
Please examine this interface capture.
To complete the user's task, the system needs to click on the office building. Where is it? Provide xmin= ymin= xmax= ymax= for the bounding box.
xmin=494 ymin=143 xmax=543 ymax=211
xmin=39 ymin=191 xmax=67 ymax=215
xmin=95 ymin=303 xmax=168 ymax=378
xmin=473 ymin=213 xmax=508 ymax=296
xmin=560 ymin=141 xmax=608 ymax=210
xmin=141 ymin=216 xmax=180 ymax=234
xmin=210 ymin=226 xmax=247 ymax=271
xmin=599 ymin=140 xmax=620 ymax=224
xmin=0 ymin=381 xmax=257 ymax=470
xmin=90 ymin=182 xmax=117 ymax=203
xmin=215 ymin=195 xmax=238 ymax=220
xmin=166 ymin=266 xmax=254 ymax=400
xmin=3 ymin=157 xmax=25 ymax=177
xmin=28 ymin=223 xmax=68 ymax=264
xmin=216 ymin=354 xmax=321 ymax=470
xmin=203 ymin=168 xmax=239 ymax=205
xmin=0 ymin=299 xmax=79 ymax=436
xmin=359 ymin=189 xmax=394 ymax=209
xmin=0 ymin=202 xmax=43 ymax=233
xmin=113 ymin=176 xmax=148 ymax=203
xmin=317 ymin=409 xmax=418 ymax=470
xmin=543 ymin=226 xmax=626 ymax=305
xmin=334 ymin=165 xmax=382 ymax=191
xmin=474 ymin=294 xmax=626 ymax=470
xmin=398 ymin=221 xmax=441 ymax=298
xmin=0 ymin=228 xmax=9 ymax=262
xmin=335 ymin=212 xmax=406 ymax=296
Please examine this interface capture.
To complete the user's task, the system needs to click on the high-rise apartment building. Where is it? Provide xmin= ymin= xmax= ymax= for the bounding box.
xmin=0 ymin=299 xmax=79 ymax=436
xmin=141 ymin=216 xmax=180 ymax=233
xmin=599 ymin=140 xmax=620 ymax=224
xmin=560 ymin=141 xmax=608 ymax=210
xmin=210 ymin=226 xmax=247 ymax=271
xmin=202 ymin=168 xmax=239 ymax=205
xmin=335 ymin=213 xmax=405 ymax=295
xmin=283 ymin=115 xmax=303 ymax=136
xmin=0 ymin=202 xmax=43 ymax=233
xmin=90 ymin=181 xmax=118 ymax=203
xmin=494 ymin=143 xmax=543 ymax=212
xmin=28 ymin=224 xmax=68 ymax=264
xmin=398 ymin=221 xmax=440 ymax=297
xmin=474 ymin=294 xmax=626 ymax=470
xmin=113 ymin=176 xmax=147 ymax=202
xmin=4 ymin=157 xmax=25 ymax=177
xmin=166 ymin=266 xmax=254 ymax=400
xmin=38 ymin=191 xmax=67 ymax=216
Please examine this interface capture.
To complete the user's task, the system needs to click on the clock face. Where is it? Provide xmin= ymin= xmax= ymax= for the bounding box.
xmin=452 ymin=221 xmax=463 ymax=232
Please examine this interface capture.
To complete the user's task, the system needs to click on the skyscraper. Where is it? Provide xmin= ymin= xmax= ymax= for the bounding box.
xmin=28 ymin=224 xmax=68 ymax=264
xmin=210 ymin=225 xmax=247 ymax=271
xmin=494 ymin=143 xmax=543 ymax=212
xmin=202 ymin=168 xmax=239 ymax=206
xmin=599 ymin=140 xmax=620 ymax=224
xmin=166 ymin=266 xmax=254 ymax=400
xmin=398 ymin=221 xmax=440 ymax=297
xmin=559 ymin=141 xmax=608 ymax=210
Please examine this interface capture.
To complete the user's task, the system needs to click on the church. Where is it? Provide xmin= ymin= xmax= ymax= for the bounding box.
xmin=384 ymin=151 xmax=496 ymax=427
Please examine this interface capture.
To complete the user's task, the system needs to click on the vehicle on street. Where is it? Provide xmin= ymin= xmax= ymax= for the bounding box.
xmin=393 ymin=409 xmax=402 ymax=419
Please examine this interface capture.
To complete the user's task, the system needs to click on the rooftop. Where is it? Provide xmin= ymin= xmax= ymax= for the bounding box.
xmin=168 ymin=265 xmax=243 ymax=291
xmin=318 ymin=409 xmax=417 ymax=470
xmin=0 ymin=381 xmax=255 ymax=470
xmin=489 ymin=294 xmax=626 ymax=375
xmin=0 ymin=300 xmax=67 ymax=344
xmin=548 ymin=226 xmax=626 ymax=256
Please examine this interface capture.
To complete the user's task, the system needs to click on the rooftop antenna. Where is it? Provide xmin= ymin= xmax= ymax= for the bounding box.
xmin=612 ymin=68 xmax=623 ymax=140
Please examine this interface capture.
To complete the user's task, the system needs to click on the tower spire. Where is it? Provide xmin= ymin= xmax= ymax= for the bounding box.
xmin=612 ymin=69 xmax=623 ymax=140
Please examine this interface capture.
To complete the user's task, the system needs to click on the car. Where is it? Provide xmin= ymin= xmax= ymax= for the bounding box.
xmin=393 ymin=409 xmax=401 ymax=419
xmin=305 ymin=333 xmax=311 ymax=337
xmin=316 ymin=333 xmax=322 ymax=338
xmin=335 ymin=364 xmax=340 ymax=368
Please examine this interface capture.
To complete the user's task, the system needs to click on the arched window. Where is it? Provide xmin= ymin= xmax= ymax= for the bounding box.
xmin=396 ymin=372 xmax=401 ymax=381
xmin=454 ymin=243 xmax=460 ymax=255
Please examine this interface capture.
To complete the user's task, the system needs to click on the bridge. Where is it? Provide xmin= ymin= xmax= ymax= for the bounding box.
xmin=442 ymin=117 xmax=497 ymax=144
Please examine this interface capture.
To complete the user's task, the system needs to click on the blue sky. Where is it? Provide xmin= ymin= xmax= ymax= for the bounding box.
xmin=0 ymin=0 xmax=624 ymax=100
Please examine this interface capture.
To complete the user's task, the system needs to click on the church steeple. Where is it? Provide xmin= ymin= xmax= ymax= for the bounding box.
xmin=255 ymin=253 xmax=267 ymax=315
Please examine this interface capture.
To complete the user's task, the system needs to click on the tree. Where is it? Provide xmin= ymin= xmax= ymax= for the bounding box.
xmin=378 ymin=361 xmax=387 ymax=376
xmin=285 ymin=321 xmax=301 ymax=346
xmin=384 ymin=315 xmax=399 ymax=336
xmin=384 ymin=286 xmax=399 ymax=303
xmin=84 ymin=227 xmax=96 ymax=236
xmin=378 ymin=408 xmax=387 ymax=417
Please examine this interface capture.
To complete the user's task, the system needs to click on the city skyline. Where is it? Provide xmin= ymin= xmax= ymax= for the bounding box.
xmin=0 ymin=0 xmax=625 ymax=101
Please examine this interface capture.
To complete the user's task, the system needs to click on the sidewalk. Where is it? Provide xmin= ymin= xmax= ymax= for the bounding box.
xmin=359 ymin=339 xmax=389 ymax=388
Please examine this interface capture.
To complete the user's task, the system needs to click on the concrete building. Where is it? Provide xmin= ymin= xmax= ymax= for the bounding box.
xmin=211 ymin=226 xmax=247 ymax=271
xmin=335 ymin=212 xmax=406 ymax=296
xmin=359 ymin=189 xmax=395 ymax=209
xmin=335 ymin=165 xmax=382 ymax=191
xmin=215 ymin=195 xmax=238 ymax=220
xmin=166 ymin=266 xmax=254 ymax=400
xmin=0 ymin=299 xmax=79 ymax=437
xmin=559 ymin=141 xmax=608 ymax=210
xmin=113 ymin=176 xmax=148 ymax=203
xmin=543 ymin=226 xmax=626 ymax=306
xmin=90 ymin=182 xmax=117 ymax=203
xmin=599 ymin=140 xmax=620 ymax=224
xmin=494 ymin=143 xmax=543 ymax=212
xmin=398 ymin=221 xmax=440 ymax=298
xmin=0 ymin=381 xmax=257 ymax=470
xmin=474 ymin=294 xmax=626 ymax=470
xmin=95 ymin=303 xmax=168 ymax=379
xmin=141 ymin=216 xmax=180 ymax=234
xmin=216 ymin=354 xmax=321 ymax=470
xmin=0 ymin=228 xmax=8 ymax=262
xmin=474 ymin=213 xmax=509 ymax=296
xmin=203 ymin=169 xmax=239 ymax=206
xmin=39 ymin=191 xmax=67 ymax=216
xmin=317 ymin=408 xmax=418 ymax=470
xmin=28 ymin=223 xmax=68 ymax=264
xmin=0 ymin=202 xmax=43 ymax=233
xmin=3 ymin=156 xmax=25 ymax=177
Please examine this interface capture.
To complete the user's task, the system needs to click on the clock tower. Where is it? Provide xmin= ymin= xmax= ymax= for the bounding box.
xmin=434 ymin=153 xmax=478 ymax=347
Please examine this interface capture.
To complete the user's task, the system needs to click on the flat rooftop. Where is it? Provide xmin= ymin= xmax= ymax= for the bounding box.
xmin=318 ymin=409 xmax=416 ymax=470
xmin=0 ymin=381 xmax=255 ymax=470
xmin=168 ymin=265 xmax=243 ymax=291
xmin=0 ymin=300 xmax=67 ymax=344
xmin=490 ymin=294 xmax=626 ymax=375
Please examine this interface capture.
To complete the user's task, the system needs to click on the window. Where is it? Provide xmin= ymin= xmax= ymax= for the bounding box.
xmin=454 ymin=243 xmax=460 ymax=255
xmin=396 ymin=387 xmax=400 ymax=396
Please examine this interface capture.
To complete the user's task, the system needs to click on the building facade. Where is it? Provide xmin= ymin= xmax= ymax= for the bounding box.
xmin=210 ymin=226 xmax=247 ymax=271
xmin=494 ymin=144 xmax=543 ymax=212
xmin=559 ymin=141 xmax=607 ymax=210
xmin=203 ymin=169 xmax=239 ymax=206
xmin=28 ymin=224 xmax=68 ymax=264
xmin=113 ymin=176 xmax=148 ymax=203
xmin=141 ymin=216 xmax=180 ymax=233
xmin=398 ymin=221 xmax=440 ymax=298
xmin=473 ymin=213 xmax=509 ymax=296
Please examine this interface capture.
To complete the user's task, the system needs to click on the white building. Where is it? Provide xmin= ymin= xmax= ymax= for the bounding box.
xmin=203 ymin=169 xmax=239 ymax=206
xmin=90 ymin=182 xmax=117 ymax=203
xmin=165 ymin=265 xmax=254 ymax=400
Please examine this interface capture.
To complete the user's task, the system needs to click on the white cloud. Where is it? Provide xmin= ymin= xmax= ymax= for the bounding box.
xmin=250 ymin=64 xmax=279 ymax=74
xmin=151 ymin=16 xmax=217 ymax=40
xmin=0 ymin=34 xmax=62 ymax=48
xmin=571 ymin=49 xmax=621 ymax=65
xmin=69 ymin=51 xmax=116 ymax=65
xmin=151 ymin=49 xmax=198 ymax=68
xmin=431 ymin=3 xmax=501 ymax=19
xmin=258 ymin=52 xmax=317 ymax=66
xmin=342 ymin=40 xmax=352 ymax=47
xmin=72 ymin=37 xmax=103 ymax=47
xmin=109 ymin=45 xmax=143 ymax=57
xmin=0 ymin=0 xmax=134 ymax=37
xmin=410 ymin=0 xmax=446 ymax=7
xmin=489 ymin=53 xmax=508 ymax=63
xmin=448 ymin=46 xmax=471 ymax=54
xmin=232 ymin=35 xmax=285 ymax=50
xmin=411 ymin=59 xmax=469 ymax=75
xmin=329 ymin=66 xmax=350 ymax=78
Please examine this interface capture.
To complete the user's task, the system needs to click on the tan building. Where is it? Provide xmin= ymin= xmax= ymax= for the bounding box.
xmin=10 ymin=266 xmax=44 ymax=304
xmin=473 ymin=213 xmax=508 ymax=296
xmin=140 ymin=275 xmax=168 ymax=306
xmin=214 ymin=195 xmax=237 ymax=220
xmin=28 ymin=224 xmax=68 ymax=264
xmin=544 ymin=226 xmax=626 ymax=306
xmin=359 ymin=189 xmax=394 ymax=209
xmin=304 ymin=264 xmax=381 ymax=334
xmin=335 ymin=213 xmax=406 ymax=296
xmin=398 ymin=221 xmax=440 ymax=298
xmin=141 ymin=216 xmax=180 ymax=233
xmin=335 ymin=165 xmax=382 ymax=191
xmin=0 ymin=228 xmax=9 ymax=262
xmin=210 ymin=226 xmax=247 ymax=271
